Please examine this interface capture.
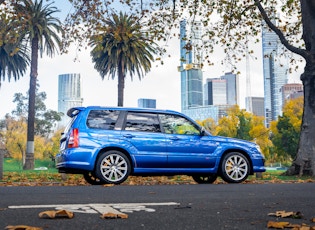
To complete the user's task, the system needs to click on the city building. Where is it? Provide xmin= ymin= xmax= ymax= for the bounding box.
xmin=221 ymin=72 xmax=240 ymax=105
xmin=281 ymin=83 xmax=303 ymax=104
xmin=178 ymin=20 xmax=203 ymax=111
xmin=138 ymin=98 xmax=156 ymax=108
xmin=178 ymin=20 xmax=239 ymax=122
xmin=204 ymin=78 xmax=227 ymax=105
xmin=262 ymin=19 xmax=288 ymax=127
xmin=58 ymin=73 xmax=83 ymax=127
xmin=245 ymin=96 xmax=265 ymax=117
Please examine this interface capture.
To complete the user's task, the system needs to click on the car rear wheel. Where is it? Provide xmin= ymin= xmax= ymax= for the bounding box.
xmin=220 ymin=152 xmax=250 ymax=183
xmin=192 ymin=174 xmax=217 ymax=184
xmin=83 ymin=172 xmax=105 ymax=185
xmin=95 ymin=150 xmax=131 ymax=184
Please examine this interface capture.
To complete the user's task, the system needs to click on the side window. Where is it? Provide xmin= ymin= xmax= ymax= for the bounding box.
xmin=159 ymin=114 xmax=200 ymax=135
xmin=86 ymin=110 xmax=120 ymax=130
xmin=124 ymin=112 xmax=161 ymax=132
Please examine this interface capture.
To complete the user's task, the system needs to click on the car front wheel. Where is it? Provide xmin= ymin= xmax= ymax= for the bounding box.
xmin=192 ymin=174 xmax=217 ymax=184
xmin=220 ymin=152 xmax=250 ymax=183
xmin=95 ymin=150 xmax=131 ymax=184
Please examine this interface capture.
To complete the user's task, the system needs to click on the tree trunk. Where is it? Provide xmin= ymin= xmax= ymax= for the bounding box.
xmin=285 ymin=0 xmax=315 ymax=176
xmin=24 ymin=37 xmax=38 ymax=170
xmin=286 ymin=68 xmax=315 ymax=176
xmin=117 ymin=61 xmax=125 ymax=107
xmin=0 ymin=150 xmax=3 ymax=180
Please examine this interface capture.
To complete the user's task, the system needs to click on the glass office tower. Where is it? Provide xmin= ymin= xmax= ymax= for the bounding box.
xmin=262 ymin=21 xmax=288 ymax=127
xmin=179 ymin=20 xmax=203 ymax=111
xmin=58 ymin=73 xmax=83 ymax=127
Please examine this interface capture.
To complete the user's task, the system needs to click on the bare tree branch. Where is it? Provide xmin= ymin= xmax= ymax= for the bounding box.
xmin=254 ymin=0 xmax=309 ymax=62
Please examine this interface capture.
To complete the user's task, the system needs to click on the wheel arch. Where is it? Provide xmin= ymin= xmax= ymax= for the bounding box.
xmin=218 ymin=149 xmax=253 ymax=175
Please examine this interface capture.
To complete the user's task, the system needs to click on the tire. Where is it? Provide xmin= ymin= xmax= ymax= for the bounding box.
xmin=192 ymin=174 xmax=217 ymax=184
xmin=220 ymin=152 xmax=250 ymax=183
xmin=83 ymin=172 xmax=105 ymax=185
xmin=95 ymin=150 xmax=131 ymax=184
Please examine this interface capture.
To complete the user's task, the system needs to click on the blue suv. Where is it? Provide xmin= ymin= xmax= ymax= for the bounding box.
xmin=56 ymin=106 xmax=265 ymax=185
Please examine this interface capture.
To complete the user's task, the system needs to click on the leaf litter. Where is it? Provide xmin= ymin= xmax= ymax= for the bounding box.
xmin=267 ymin=210 xmax=315 ymax=229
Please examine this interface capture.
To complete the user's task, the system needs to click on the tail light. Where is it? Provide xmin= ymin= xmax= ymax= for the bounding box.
xmin=68 ymin=128 xmax=79 ymax=148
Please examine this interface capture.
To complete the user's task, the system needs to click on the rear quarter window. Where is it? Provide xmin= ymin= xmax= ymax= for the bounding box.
xmin=86 ymin=110 xmax=120 ymax=130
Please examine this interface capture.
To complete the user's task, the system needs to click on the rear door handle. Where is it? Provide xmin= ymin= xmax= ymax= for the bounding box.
xmin=123 ymin=134 xmax=135 ymax=138
xmin=169 ymin=136 xmax=180 ymax=141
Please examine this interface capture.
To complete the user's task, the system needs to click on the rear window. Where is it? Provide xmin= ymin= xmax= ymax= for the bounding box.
xmin=86 ymin=110 xmax=120 ymax=130
xmin=124 ymin=112 xmax=161 ymax=132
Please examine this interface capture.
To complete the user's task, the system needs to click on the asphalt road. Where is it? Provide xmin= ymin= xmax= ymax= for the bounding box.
xmin=1 ymin=183 xmax=315 ymax=230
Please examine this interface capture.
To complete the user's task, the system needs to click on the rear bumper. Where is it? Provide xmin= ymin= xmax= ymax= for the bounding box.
xmin=55 ymin=148 xmax=96 ymax=172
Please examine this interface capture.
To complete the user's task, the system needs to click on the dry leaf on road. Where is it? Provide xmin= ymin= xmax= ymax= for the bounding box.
xmin=268 ymin=210 xmax=303 ymax=219
xmin=267 ymin=221 xmax=290 ymax=229
xmin=5 ymin=225 xmax=43 ymax=230
xmin=101 ymin=212 xmax=128 ymax=219
xmin=38 ymin=209 xmax=74 ymax=219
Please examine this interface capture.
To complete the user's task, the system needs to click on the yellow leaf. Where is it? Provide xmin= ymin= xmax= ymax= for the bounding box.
xmin=5 ymin=225 xmax=43 ymax=230
xmin=299 ymin=226 xmax=311 ymax=230
xmin=267 ymin=221 xmax=290 ymax=229
xmin=268 ymin=210 xmax=302 ymax=218
xmin=38 ymin=210 xmax=74 ymax=219
xmin=101 ymin=212 xmax=128 ymax=219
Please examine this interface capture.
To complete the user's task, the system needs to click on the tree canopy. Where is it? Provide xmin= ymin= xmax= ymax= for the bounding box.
xmin=90 ymin=11 xmax=158 ymax=106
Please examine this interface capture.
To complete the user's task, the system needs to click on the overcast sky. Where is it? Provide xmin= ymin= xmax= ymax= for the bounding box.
xmin=0 ymin=1 xmax=303 ymax=119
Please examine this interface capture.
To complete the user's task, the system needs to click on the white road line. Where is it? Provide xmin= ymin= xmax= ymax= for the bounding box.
xmin=8 ymin=202 xmax=180 ymax=214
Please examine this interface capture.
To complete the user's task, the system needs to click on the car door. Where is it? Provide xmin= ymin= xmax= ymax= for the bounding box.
xmin=121 ymin=112 xmax=167 ymax=168
xmin=159 ymin=113 xmax=218 ymax=168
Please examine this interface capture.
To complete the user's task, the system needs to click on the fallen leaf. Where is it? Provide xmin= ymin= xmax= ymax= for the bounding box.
xmin=298 ymin=225 xmax=311 ymax=230
xmin=101 ymin=212 xmax=128 ymax=219
xmin=38 ymin=209 xmax=74 ymax=219
xmin=5 ymin=225 xmax=43 ymax=230
xmin=268 ymin=210 xmax=302 ymax=219
xmin=267 ymin=221 xmax=290 ymax=229
xmin=103 ymin=184 xmax=114 ymax=187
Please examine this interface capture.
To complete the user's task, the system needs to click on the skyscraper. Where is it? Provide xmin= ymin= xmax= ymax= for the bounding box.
xmin=262 ymin=21 xmax=288 ymax=127
xmin=58 ymin=73 xmax=83 ymax=127
xmin=221 ymin=72 xmax=240 ymax=105
xmin=138 ymin=98 xmax=156 ymax=108
xmin=245 ymin=96 xmax=265 ymax=117
xmin=204 ymin=78 xmax=227 ymax=105
xmin=179 ymin=20 xmax=203 ymax=111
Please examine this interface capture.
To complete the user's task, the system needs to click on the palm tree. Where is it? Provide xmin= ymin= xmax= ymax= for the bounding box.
xmin=0 ymin=13 xmax=29 ymax=85
xmin=13 ymin=0 xmax=63 ymax=170
xmin=90 ymin=12 xmax=158 ymax=106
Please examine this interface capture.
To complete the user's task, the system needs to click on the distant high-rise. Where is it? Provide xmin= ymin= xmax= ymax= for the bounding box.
xmin=138 ymin=98 xmax=156 ymax=108
xmin=221 ymin=72 xmax=240 ymax=105
xmin=262 ymin=19 xmax=288 ymax=127
xmin=179 ymin=20 xmax=203 ymax=111
xmin=204 ymin=78 xmax=227 ymax=105
xmin=58 ymin=73 xmax=83 ymax=127
xmin=245 ymin=97 xmax=265 ymax=117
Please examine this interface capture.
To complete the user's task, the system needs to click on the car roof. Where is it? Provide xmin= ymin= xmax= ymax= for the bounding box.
xmin=67 ymin=106 xmax=183 ymax=118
